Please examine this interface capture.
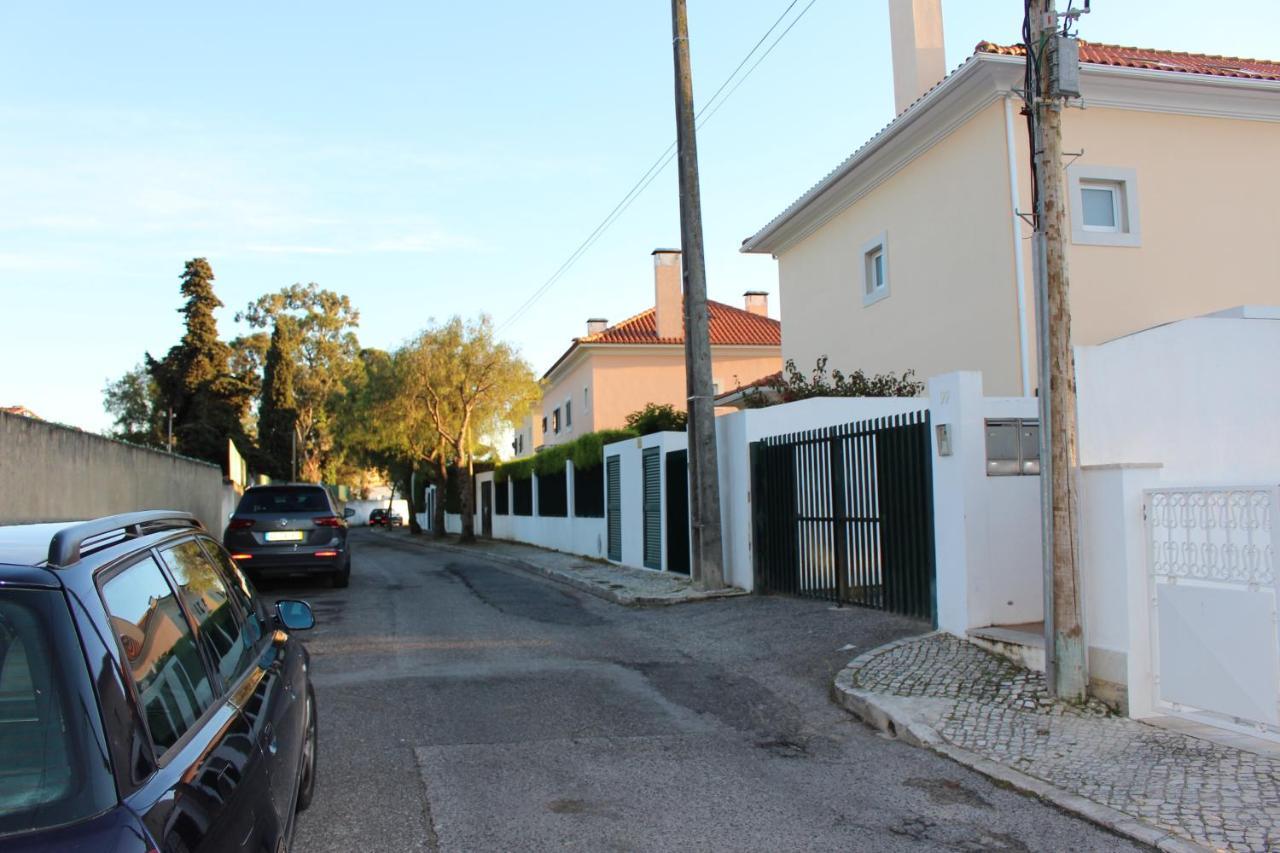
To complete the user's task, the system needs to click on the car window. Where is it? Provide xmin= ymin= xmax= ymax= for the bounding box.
xmin=195 ymin=538 xmax=268 ymax=651
xmin=159 ymin=541 xmax=257 ymax=687
xmin=237 ymin=487 xmax=330 ymax=514
xmin=101 ymin=556 xmax=215 ymax=754
xmin=0 ymin=589 xmax=116 ymax=837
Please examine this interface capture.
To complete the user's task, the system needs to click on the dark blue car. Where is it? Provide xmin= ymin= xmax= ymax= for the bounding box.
xmin=0 ymin=511 xmax=318 ymax=852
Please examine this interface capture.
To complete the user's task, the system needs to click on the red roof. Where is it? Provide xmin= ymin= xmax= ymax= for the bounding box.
xmin=976 ymin=40 xmax=1280 ymax=82
xmin=581 ymin=300 xmax=780 ymax=347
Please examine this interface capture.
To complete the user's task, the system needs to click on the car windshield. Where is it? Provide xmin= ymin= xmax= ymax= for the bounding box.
xmin=0 ymin=588 xmax=116 ymax=837
xmin=237 ymin=487 xmax=329 ymax=514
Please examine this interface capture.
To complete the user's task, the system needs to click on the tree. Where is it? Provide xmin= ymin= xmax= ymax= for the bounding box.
xmin=256 ymin=319 xmax=301 ymax=480
xmin=103 ymin=364 xmax=165 ymax=447
xmin=625 ymin=403 xmax=688 ymax=435
xmin=145 ymin=258 xmax=246 ymax=467
xmin=395 ymin=316 xmax=539 ymax=542
xmin=238 ymin=283 xmax=360 ymax=483
xmin=740 ymin=357 xmax=924 ymax=408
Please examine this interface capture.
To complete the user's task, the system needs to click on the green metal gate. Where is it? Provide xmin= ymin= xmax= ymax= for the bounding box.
xmin=665 ymin=450 xmax=690 ymax=575
xmin=751 ymin=411 xmax=935 ymax=621
xmin=606 ymin=455 xmax=622 ymax=561
xmin=642 ymin=447 xmax=662 ymax=570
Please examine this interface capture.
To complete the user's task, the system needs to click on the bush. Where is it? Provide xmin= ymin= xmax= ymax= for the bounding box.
xmin=742 ymin=357 xmax=923 ymax=408
xmin=624 ymin=403 xmax=687 ymax=435
xmin=495 ymin=428 xmax=637 ymax=482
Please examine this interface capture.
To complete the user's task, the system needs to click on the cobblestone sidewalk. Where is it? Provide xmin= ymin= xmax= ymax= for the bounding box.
xmin=838 ymin=633 xmax=1280 ymax=852
xmin=370 ymin=528 xmax=746 ymax=606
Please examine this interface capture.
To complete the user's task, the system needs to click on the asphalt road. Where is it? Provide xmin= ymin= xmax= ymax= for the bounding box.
xmin=262 ymin=528 xmax=1143 ymax=852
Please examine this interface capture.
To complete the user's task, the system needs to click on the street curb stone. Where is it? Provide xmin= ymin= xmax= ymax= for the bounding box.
xmin=370 ymin=530 xmax=748 ymax=608
xmin=832 ymin=634 xmax=1210 ymax=853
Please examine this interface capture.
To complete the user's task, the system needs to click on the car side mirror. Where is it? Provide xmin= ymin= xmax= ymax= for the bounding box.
xmin=343 ymin=507 xmax=355 ymax=518
xmin=274 ymin=600 xmax=315 ymax=631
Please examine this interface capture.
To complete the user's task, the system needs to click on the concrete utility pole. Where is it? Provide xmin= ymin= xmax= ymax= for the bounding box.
xmin=1028 ymin=0 xmax=1086 ymax=700
xmin=670 ymin=0 xmax=725 ymax=590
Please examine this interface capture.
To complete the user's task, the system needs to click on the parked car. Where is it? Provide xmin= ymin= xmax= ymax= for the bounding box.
xmin=223 ymin=484 xmax=353 ymax=588
xmin=0 ymin=510 xmax=318 ymax=852
xmin=369 ymin=508 xmax=403 ymax=528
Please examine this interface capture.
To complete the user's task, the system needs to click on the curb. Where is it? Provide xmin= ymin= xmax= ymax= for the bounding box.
xmin=368 ymin=530 xmax=748 ymax=608
xmin=832 ymin=637 xmax=1210 ymax=853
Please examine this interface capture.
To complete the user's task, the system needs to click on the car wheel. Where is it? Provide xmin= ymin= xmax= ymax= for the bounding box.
xmin=331 ymin=560 xmax=350 ymax=589
xmin=295 ymin=686 xmax=318 ymax=813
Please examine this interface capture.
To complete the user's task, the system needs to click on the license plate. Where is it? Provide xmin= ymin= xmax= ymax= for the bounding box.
xmin=265 ymin=531 xmax=305 ymax=542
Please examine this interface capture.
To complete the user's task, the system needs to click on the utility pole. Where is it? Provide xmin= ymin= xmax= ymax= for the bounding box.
xmin=1027 ymin=0 xmax=1086 ymax=700
xmin=670 ymin=0 xmax=725 ymax=590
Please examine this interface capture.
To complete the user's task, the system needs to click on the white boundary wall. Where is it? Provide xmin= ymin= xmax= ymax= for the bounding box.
xmin=469 ymin=465 xmax=609 ymax=560
xmin=1075 ymin=309 xmax=1280 ymax=716
xmin=601 ymin=432 xmax=688 ymax=572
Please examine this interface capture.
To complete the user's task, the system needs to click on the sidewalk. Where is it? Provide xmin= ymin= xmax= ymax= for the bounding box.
xmin=370 ymin=528 xmax=747 ymax=607
xmin=834 ymin=633 xmax=1280 ymax=852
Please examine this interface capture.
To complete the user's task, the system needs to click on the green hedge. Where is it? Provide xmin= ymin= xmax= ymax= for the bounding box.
xmin=494 ymin=427 xmax=637 ymax=482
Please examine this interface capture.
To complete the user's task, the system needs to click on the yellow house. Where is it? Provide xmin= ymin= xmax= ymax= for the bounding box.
xmin=515 ymin=249 xmax=782 ymax=453
xmin=741 ymin=4 xmax=1280 ymax=396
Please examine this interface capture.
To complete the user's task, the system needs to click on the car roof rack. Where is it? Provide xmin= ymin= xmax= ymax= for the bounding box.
xmin=47 ymin=511 xmax=204 ymax=568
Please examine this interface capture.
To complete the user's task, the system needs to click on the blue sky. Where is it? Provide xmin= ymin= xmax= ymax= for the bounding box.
xmin=3 ymin=1 xmax=1276 ymax=432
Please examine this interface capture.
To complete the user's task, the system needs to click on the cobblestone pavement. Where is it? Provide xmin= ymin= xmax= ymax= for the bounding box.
xmin=851 ymin=634 xmax=1280 ymax=852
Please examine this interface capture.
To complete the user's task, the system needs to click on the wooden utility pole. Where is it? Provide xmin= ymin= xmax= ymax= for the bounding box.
xmin=670 ymin=0 xmax=725 ymax=590
xmin=1028 ymin=0 xmax=1086 ymax=700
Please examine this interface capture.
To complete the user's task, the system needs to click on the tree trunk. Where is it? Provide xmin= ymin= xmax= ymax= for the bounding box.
xmin=456 ymin=440 xmax=475 ymax=543
xmin=432 ymin=455 xmax=448 ymax=538
xmin=408 ymin=465 xmax=423 ymax=536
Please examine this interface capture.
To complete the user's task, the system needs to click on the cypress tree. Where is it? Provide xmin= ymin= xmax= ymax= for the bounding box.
xmin=257 ymin=317 xmax=300 ymax=480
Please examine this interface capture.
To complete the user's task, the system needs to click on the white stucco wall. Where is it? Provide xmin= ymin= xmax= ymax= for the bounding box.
xmin=602 ymin=432 xmax=688 ymax=573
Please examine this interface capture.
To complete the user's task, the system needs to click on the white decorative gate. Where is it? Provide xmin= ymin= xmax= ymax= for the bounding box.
xmin=1146 ymin=486 xmax=1280 ymax=737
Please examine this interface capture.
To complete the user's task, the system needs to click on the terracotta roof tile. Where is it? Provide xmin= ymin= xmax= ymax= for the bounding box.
xmin=976 ymin=40 xmax=1280 ymax=82
xmin=580 ymin=300 xmax=780 ymax=347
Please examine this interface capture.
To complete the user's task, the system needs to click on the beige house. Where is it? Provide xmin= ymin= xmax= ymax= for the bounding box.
xmin=742 ymin=3 xmax=1280 ymax=396
xmin=515 ymin=249 xmax=781 ymax=453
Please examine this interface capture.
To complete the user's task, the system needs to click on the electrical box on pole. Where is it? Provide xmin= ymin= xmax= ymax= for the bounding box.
xmin=1052 ymin=36 xmax=1081 ymax=98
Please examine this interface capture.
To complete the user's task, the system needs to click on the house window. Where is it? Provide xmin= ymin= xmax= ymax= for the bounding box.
xmin=552 ymin=408 xmax=560 ymax=434
xmin=1068 ymin=166 xmax=1140 ymax=247
xmin=541 ymin=416 xmax=547 ymax=435
xmin=564 ymin=400 xmax=572 ymax=429
xmin=583 ymin=386 xmax=590 ymax=412
xmin=860 ymin=232 xmax=889 ymax=306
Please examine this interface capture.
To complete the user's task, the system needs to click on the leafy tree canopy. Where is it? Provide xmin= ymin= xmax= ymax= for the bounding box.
xmin=625 ymin=402 xmax=688 ymax=435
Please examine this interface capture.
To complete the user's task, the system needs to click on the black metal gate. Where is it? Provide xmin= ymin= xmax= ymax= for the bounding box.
xmin=480 ymin=480 xmax=493 ymax=538
xmin=665 ymin=450 xmax=690 ymax=575
xmin=751 ymin=410 xmax=935 ymax=621
xmin=606 ymin=455 xmax=622 ymax=561
xmin=642 ymin=447 xmax=662 ymax=570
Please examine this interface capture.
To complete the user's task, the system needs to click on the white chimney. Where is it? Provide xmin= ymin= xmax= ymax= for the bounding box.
xmin=743 ymin=291 xmax=768 ymax=317
xmin=652 ymin=249 xmax=683 ymax=340
xmin=888 ymin=0 xmax=946 ymax=116
xmin=585 ymin=318 xmax=608 ymax=336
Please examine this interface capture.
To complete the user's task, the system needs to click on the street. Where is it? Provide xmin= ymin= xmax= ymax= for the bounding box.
xmin=266 ymin=529 xmax=1141 ymax=852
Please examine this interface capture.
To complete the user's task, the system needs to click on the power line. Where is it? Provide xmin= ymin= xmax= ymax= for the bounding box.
xmin=498 ymin=0 xmax=819 ymax=332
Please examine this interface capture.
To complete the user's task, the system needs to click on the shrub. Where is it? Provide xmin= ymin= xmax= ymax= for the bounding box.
xmin=742 ymin=357 xmax=923 ymax=408
xmin=624 ymin=403 xmax=687 ymax=435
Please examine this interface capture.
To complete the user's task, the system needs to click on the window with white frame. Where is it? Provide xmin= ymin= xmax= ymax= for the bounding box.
xmin=564 ymin=399 xmax=572 ymax=429
xmin=860 ymin=233 xmax=889 ymax=306
xmin=583 ymin=386 xmax=589 ymax=412
xmin=552 ymin=408 xmax=560 ymax=434
xmin=1068 ymin=166 xmax=1140 ymax=247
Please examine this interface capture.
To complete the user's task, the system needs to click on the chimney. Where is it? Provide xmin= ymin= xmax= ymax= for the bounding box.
xmin=743 ymin=291 xmax=768 ymax=317
xmin=888 ymin=0 xmax=946 ymax=116
xmin=585 ymin=318 xmax=608 ymax=337
xmin=652 ymin=248 xmax=683 ymax=340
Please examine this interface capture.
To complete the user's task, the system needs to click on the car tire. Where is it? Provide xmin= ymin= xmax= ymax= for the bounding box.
xmin=331 ymin=560 xmax=350 ymax=589
xmin=295 ymin=686 xmax=318 ymax=813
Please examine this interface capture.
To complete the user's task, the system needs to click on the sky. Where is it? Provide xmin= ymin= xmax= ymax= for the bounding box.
xmin=2 ymin=0 xmax=1277 ymax=433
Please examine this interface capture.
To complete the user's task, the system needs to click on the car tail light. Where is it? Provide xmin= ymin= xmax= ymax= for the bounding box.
xmin=230 ymin=553 xmax=253 ymax=560
xmin=314 ymin=516 xmax=342 ymax=527
xmin=228 ymin=517 xmax=254 ymax=530
xmin=315 ymin=550 xmax=339 ymax=557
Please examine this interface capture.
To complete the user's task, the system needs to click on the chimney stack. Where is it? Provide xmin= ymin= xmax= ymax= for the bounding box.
xmin=585 ymin=318 xmax=608 ymax=337
xmin=743 ymin=291 xmax=768 ymax=317
xmin=652 ymin=248 xmax=683 ymax=340
xmin=888 ymin=0 xmax=946 ymax=116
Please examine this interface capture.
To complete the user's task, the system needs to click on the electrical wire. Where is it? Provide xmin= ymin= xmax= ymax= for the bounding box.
xmin=498 ymin=0 xmax=820 ymax=332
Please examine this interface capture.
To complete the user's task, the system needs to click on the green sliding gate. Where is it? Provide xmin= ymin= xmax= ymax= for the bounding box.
xmin=750 ymin=411 xmax=935 ymax=621
xmin=642 ymin=447 xmax=662 ymax=570
xmin=606 ymin=455 xmax=622 ymax=561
